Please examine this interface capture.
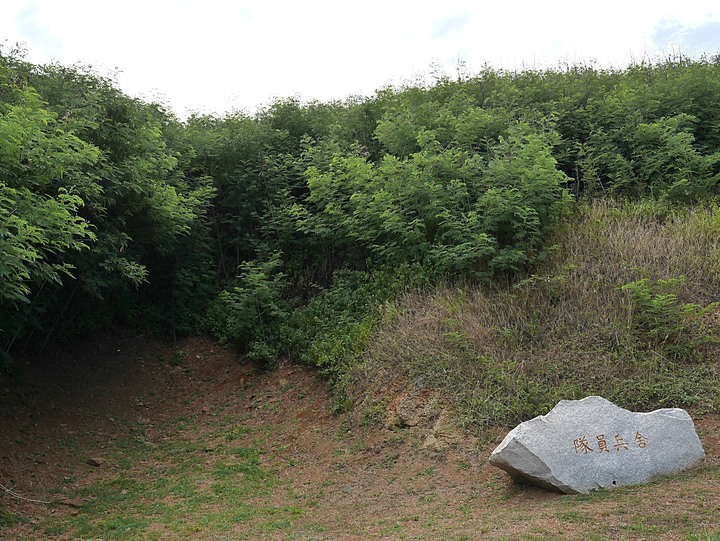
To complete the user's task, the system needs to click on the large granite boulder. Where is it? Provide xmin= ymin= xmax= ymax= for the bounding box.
xmin=489 ymin=396 xmax=705 ymax=494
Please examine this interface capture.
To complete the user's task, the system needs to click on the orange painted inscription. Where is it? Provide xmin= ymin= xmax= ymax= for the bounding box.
xmin=573 ymin=432 xmax=648 ymax=454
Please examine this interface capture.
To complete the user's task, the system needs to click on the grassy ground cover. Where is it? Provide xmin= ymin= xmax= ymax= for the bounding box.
xmin=349 ymin=200 xmax=720 ymax=428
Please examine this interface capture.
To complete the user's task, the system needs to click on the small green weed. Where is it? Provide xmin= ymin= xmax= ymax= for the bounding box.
xmin=0 ymin=510 xmax=29 ymax=527
xmin=170 ymin=349 xmax=188 ymax=366
xmin=360 ymin=399 xmax=387 ymax=426
xmin=684 ymin=530 xmax=720 ymax=541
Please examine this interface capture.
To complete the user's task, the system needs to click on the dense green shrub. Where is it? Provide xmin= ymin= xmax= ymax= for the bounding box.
xmin=298 ymin=123 xmax=571 ymax=280
xmin=204 ymin=253 xmax=291 ymax=365
xmin=621 ymin=276 xmax=717 ymax=361
xmin=0 ymin=51 xmax=213 ymax=351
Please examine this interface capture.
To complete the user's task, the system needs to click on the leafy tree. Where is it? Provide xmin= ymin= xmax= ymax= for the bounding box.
xmin=0 ymin=68 xmax=99 ymax=307
xmin=0 ymin=51 xmax=214 ymax=351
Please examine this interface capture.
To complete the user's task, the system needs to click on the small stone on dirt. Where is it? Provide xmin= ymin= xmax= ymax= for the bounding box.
xmin=421 ymin=410 xmax=465 ymax=451
xmin=386 ymin=392 xmax=440 ymax=429
xmin=422 ymin=433 xmax=440 ymax=450
xmin=86 ymin=457 xmax=105 ymax=467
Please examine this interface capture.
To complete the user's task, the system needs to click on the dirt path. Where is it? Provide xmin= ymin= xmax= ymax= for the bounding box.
xmin=1 ymin=333 xmax=718 ymax=540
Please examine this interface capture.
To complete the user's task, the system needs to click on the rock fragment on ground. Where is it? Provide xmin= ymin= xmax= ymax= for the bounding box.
xmin=422 ymin=410 xmax=465 ymax=451
xmin=385 ymin=391 xmax=439 ymax=429
xmin=489 ymin=396 xmax=705 ymax=494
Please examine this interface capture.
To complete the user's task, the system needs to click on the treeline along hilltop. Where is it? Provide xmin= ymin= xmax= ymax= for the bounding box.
xmin=2 ymin=48 xmax=720 ymax=424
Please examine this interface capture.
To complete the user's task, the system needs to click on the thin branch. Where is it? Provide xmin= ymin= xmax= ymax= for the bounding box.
xmin=0 ymin=482 xmax=52 ymax=505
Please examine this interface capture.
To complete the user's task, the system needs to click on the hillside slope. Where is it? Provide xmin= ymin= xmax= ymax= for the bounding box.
xmin=0 ymin=331 xmax=718 ymax=540
xmin=348 ymin=201 xmax=720 ymax=430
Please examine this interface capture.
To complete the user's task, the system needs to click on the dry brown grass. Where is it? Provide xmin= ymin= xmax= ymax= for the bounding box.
xmin=350 ymin=200 xmax=720 ymax=429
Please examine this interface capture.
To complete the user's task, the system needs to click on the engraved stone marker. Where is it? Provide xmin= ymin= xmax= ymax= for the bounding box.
xmin=489 ymin=396 xmax=705 ymax=494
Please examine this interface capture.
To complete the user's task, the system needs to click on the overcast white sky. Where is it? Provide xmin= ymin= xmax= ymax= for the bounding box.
xmin=2 ymin=1 xmax=720 ymax=118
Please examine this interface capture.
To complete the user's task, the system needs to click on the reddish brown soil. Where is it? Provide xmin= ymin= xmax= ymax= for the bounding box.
xmin=0 ymin=331 xmax=718 ymax=540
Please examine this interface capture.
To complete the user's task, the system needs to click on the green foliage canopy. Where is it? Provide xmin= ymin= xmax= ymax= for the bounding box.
xmin=3 ymin=47 xmax=720 ymax=368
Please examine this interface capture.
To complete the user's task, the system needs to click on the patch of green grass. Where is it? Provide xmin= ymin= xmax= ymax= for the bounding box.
xmin=224 ymin=424 xmax=252 ymax=441
xmin=417 ymin=466 xmax=436 ymax=477
xmin=684 ymin=530 xmax=720 ymax=541
xmin=0 ymin=509 xmax=29 ymax=527
xmin=25 ymin=415 xmax=304 ymax=541
xmin=555 ymin=510 xmax=587 ymax=522
xmin=624 ymin=518 xmax=669 ymax=535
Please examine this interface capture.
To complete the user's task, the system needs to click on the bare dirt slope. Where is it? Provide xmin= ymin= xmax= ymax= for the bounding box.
xmin=1 ymin=332 xmax=718 ymax=540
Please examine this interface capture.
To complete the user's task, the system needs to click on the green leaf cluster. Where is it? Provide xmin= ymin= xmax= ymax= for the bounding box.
xmin=0 ymin=51 xmax=214 ymax=350
xmin=621 ymin=276 xmax=717 ymax=361
xmin=0 ymin=63 xmax=99 ymax=306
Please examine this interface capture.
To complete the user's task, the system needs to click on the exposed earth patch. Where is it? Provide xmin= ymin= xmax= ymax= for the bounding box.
xmin=1 ymin=332 xmax=718 ymax=540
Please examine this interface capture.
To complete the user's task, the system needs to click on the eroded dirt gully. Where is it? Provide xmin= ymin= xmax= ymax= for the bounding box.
xmin=0 ymin=331 xmax=718 ymax=540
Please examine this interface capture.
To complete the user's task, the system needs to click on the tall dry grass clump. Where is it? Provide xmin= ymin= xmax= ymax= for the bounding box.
xmin=351 ymin=200 xmax=720 ymax=429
